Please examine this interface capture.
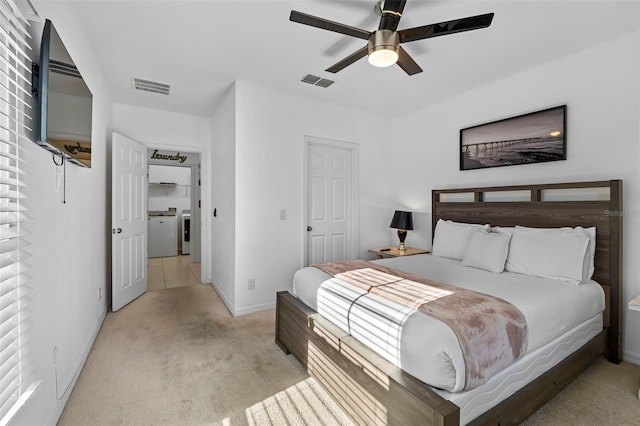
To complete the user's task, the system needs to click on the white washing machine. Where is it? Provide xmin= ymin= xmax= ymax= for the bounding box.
xmin=148 ymin=213 xmax=178 ymax=258
xmin=181 ymin=210 xmax=191 ymax=255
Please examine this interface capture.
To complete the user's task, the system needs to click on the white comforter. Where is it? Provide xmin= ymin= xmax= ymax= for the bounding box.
xmin=292 ymin=254 xmax=604 ymax=392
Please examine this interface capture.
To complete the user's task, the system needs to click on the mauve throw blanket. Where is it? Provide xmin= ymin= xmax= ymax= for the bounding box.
xmin=313 ymin=260 xmax=528 ymax=390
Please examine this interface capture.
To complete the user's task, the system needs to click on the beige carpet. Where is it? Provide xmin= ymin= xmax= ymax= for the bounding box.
xmin=58 ymin=285 xmax=640 ymax=425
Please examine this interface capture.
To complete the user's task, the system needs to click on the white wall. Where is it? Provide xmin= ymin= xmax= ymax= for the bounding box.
xmin=148 ymin=165 xmax=191 ymax=213
xmin=210 ymin=84 xmax=237 ymax=311
xmin=12 ymin=2 xmax=112 ymax=425
xmin=113 ymin=103 xmax=212 ymax=148
xmin=390 ymin=31 xmax=640 ymax=363
xmin=112 ymin=103 xmax=212 ymax=282
xmin=228 ymin=81 xmax=392 ymax=315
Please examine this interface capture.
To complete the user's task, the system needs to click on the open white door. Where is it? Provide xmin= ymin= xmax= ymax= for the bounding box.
xmin=112 ymin=132 xmax=148 ymax=311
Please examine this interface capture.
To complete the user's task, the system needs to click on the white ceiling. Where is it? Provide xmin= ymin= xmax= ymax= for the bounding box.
xmin=53 ymin=1 xmax=639 ymax=118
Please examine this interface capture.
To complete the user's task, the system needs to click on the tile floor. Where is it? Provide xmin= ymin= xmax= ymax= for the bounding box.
xmin=148 ymin=255 xmax=202 ymax=291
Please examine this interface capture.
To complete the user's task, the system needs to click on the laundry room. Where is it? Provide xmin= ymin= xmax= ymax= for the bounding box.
xmin=147 ymin=148 xmax=202 ymax=290
xmin=148 ymin=164 xmax=191 ymax=257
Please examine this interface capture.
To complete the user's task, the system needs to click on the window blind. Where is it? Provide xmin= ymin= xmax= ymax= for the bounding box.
xmin=0 ymin=0 xmax=35 ymax=423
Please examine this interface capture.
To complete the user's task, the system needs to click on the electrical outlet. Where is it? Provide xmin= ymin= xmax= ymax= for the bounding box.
xmin=248 ymin=278 xmax=255 ymax=290
xmin=98 ymin=288 xmax=102 ymax=299
xmin=280 ymin=209 xmax=286 ymax=220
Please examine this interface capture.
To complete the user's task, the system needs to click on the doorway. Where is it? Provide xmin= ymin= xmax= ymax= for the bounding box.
xmin=147 ymin=149 xmax=203 ymax=291
xmin=112 ymin=134 xmax=210 ymax=311
xmin=147 ymin=164 xmax=200 ymax=290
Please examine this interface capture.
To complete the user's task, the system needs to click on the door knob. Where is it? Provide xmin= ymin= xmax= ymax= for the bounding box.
xmin=307 ymin=226 xmax=312 ymax=232
xmin=117 ymin=228 xmax=122 ymax=234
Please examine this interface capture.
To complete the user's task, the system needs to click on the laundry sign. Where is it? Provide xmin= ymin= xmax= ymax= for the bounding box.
xmin=148 ymin=149 xmax=190 ymax=164
xmin=49 ymin=138 xmax=91 ymax=167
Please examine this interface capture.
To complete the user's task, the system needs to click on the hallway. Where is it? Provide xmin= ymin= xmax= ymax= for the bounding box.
xmin=148 ymin=255 xmax=201 ymax=290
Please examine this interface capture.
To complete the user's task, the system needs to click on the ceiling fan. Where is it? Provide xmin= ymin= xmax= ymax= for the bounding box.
xmin=290 ymin=0 xmax=494 ymax=76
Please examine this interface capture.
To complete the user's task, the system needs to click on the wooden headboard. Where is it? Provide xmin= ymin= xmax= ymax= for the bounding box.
xmin=432 ymin=180 xmax=623 ymax=363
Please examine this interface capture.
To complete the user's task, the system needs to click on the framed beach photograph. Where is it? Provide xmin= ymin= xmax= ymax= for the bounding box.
xmin=460 ymin=105 xmax=567 ymax=170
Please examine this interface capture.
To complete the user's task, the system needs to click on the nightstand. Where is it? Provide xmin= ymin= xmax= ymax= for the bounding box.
xmin=368 ymin=247 xmax=430 ymax=259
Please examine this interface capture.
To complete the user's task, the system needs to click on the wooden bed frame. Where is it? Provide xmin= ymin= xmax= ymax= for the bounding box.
xmin=275 ymin=180 xmax=622 ymax=425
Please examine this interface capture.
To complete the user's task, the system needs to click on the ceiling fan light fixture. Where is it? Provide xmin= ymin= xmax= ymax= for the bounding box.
xmin=368 ymin=48 xmax=398 ymax=67
xmin=367 ymin=29 xmax=400 ymax=68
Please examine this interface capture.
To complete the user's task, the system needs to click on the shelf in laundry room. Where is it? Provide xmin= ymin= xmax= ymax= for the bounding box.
xmin=149 ymin=182 xmax=191 ymax=197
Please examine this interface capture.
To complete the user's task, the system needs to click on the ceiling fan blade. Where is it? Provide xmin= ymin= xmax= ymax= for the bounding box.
xmin=290 ymin=10 xmax=371 ymax=40
xmin=378 ymin=0 xmax=407 ymax=31
xmin=324 ymin=11 xmax=380 ymax=57
xmin=398 ymin=13 xmax=495 ymax=44
xmin=396 ymin=46 xmax=423 ymax=76
xmin=325 ymin=46 xmax=369 ymax=73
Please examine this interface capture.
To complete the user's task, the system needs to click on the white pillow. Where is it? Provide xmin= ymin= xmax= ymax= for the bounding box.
xmin=505 ymin=228 xmax=590 ymax=284
xmin=432 ymin=219 xmax=490 ymax=260
xmin=515 ymin=226 xmax=596 ymax=280
xmin=462 ymin=229 xmax=511 ymax=273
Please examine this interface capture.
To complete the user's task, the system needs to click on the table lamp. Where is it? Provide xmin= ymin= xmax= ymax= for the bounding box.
xmin=390 ymin=210 xmax=413 ymax=251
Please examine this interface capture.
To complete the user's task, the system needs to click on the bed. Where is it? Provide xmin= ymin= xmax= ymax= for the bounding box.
xmin=275 ymin=180 xmax=622 ymax=425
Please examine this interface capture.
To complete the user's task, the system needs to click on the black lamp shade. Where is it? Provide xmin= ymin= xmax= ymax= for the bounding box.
xmin=390 ymin=210 xmax=413 ymax=230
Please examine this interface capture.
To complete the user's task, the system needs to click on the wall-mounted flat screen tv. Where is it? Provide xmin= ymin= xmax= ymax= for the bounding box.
xmin=34 ymin=19 xmax=93 ymax=167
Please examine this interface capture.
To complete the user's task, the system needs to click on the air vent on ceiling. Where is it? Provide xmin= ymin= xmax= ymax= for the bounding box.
xmin=301 ymin=74 xmax=321 ymax=84
xmin=50 ymin=59 xmax=81 ymax=79
xmin=132 ymin=77 xmax=171 ymax=95
xmin=315 ymin=78 xmax=334 ymax=88
xmin=301 ymin=74 xmax=334 ymax=88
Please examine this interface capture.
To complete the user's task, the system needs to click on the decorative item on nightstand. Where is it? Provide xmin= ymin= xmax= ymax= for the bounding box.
xmin=390 ymin=210 xmax=413 ymax=251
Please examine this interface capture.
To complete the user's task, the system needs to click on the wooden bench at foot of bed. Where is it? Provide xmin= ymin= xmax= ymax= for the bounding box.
xmin=276 ymin=290 xmax=460 ymax=425
xmin=276 ymin=290 xmax=607 ymax=426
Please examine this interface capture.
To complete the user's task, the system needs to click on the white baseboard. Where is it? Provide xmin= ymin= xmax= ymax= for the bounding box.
xmin=623 ymin=349 xmax=640 ymax=365
xmin=208 ymin=283 xmax=275 ymax=317
xmin=209 ymin=282 xmax=234 ymax=316
xmin=233 ymin=301 xmax=276 ymax=317
xmin=47 ymin=310 xmax=107 ymax=425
